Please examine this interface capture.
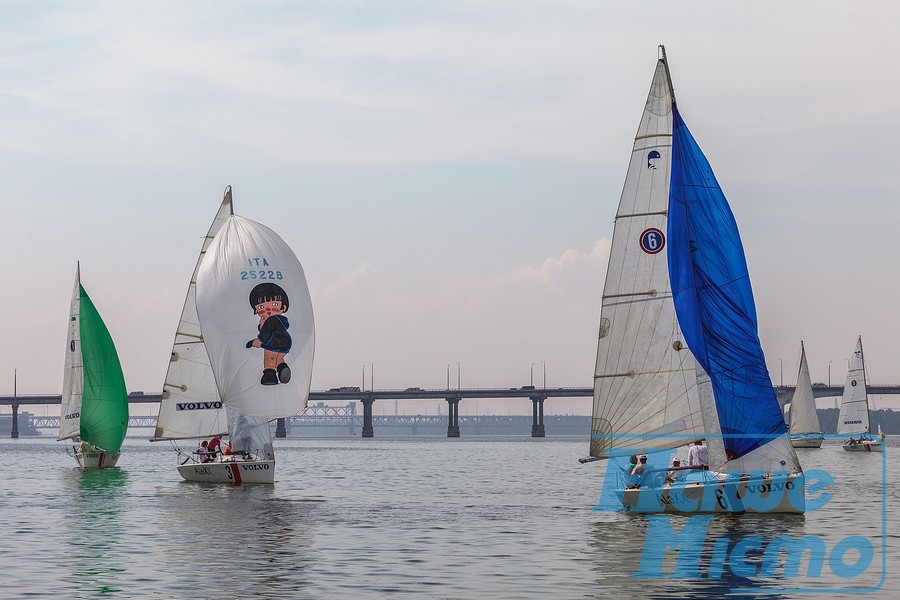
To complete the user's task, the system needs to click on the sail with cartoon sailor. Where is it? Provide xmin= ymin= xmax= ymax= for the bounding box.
xmin=151 ymin=187 xmax=315 ymax=484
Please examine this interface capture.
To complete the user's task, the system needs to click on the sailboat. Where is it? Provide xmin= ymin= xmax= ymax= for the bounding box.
xmin=59 ymin=264 xmax=129 ymax=468
xmin=151 ymin=187 xmax=315 ymax=484
xmin=583 ymin=47 xmax=804 ymax=514
xmin=788 ymin=342 xmax=824 ymax=448
xmin=838 ymin=336 xmax=882 ymax=452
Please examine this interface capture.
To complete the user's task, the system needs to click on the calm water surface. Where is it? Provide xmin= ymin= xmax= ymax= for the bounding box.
xmin=0 ymin=436 xmax=896 ymax=598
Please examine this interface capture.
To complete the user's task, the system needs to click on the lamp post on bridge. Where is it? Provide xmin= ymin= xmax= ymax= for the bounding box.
xmin=541 ymin=360 xmax=546 ymax=389
xmin=778 ymin=357 xmax=783 ymax=387
xmin=828 ymin=361 xmax=832 ymax=387
xmin=530 ymin=362 xmax=535 ymax=387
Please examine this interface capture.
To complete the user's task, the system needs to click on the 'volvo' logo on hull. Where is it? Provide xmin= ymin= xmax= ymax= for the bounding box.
xmin=241 ymin=464 xmax=270 ymax=471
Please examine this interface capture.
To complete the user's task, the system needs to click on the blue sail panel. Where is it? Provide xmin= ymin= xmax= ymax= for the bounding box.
xmin=667 ymin=106 xmax=786 ymax=459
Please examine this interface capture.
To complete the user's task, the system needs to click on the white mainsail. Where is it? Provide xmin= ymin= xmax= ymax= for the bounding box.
xmin=195 ymin=215 xmax=314 ymax=419
xmin=59 ymin=264 xmax=83 ymax=441
xmin=789 ymin=342 xmax=822 ymax=436
xmin=837 ymin=336 xmax=870 ymax=435
xmin=590 ymin=59 xmax=705 ymax=459
xmin=153 ymin=190 xmax=233 ymax=440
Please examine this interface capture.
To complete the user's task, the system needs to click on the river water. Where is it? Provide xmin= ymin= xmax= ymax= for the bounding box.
xmin=0 ymin=436 xmax=895 ymax=598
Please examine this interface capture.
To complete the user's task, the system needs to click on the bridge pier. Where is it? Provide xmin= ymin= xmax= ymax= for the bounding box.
xmin=275 ymin=417 xmax=286 ymax=438
xmin=10 ymin=399 xmax=18 ymax=439
xmin=446 ymin=397 xmax=460 ymax=437
xmin=531 ymin=396 xmax=545 ymax=438
xmin=362 ymin=397 xmax=375 ymax=438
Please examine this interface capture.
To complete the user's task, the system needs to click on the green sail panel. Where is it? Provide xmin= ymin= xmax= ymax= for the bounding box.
xmin=78 ymin=285 xmax=128 ymax=453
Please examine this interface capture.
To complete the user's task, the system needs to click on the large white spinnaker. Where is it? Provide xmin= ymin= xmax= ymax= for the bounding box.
xmin=153 ymin=189 xmax=233 ymax=440
xmin=837 ymin=336 xmax=870 ymax=435
xmin=195 ymin=215 xmax=314 ymax=419
xmin=59 ymin=265 xmax=84 ymax=441
xmin=590 ymin=58 xmax=705 ymax=459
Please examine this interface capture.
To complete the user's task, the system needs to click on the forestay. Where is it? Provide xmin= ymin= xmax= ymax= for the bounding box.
xmin=154 ymin=190 xmax=233 ymax=440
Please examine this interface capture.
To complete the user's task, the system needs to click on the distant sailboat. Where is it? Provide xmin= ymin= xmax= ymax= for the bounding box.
xmin=583 ymin=47 xmax=803 ymax=513
xmin=151 ymin=187 xmax=315 ymax=483
xmin=788 ymin=342 xmax=824 ymax=448
xmin=838 ymin=336 xmax=882 ymax=452
xmin=59 ymin=264 xmax=129 ymax=468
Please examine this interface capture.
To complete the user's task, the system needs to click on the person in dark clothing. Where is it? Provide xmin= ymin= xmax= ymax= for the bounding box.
xmin=246 ymin=283 xmax=293 ymax=385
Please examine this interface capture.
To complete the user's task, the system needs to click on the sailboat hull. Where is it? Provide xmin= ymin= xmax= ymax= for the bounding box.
xmin=617 ymin=471 xmax=805 ymax=514
xmin=842 ymin=440 xmax=883 ymax=452
xmin=790 ymin=434 xmax=824 ymax=448
xmin=177 ymin=458 xmax=275 ymax=484
xmin=75 ymin=451 xmax=121 ymax=469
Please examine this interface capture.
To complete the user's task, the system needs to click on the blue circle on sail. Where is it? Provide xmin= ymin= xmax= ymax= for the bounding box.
xmin=640 ymin=228 xmax=665 ymax=254
xmin=851 ymin=380 xmax=857 ymax=387
xmin=69 ymin=340 xmax=76 ymax=352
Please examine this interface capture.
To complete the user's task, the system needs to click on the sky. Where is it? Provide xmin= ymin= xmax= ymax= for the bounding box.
xmin=2 ymin=1 xmax=900 ymax=416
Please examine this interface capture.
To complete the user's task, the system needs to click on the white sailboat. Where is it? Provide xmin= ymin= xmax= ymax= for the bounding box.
xmin=151 ymin=187 xmax=315 ymax=483
xmin=59 ymin=264 xmax=129 ymax=468
xmin=788 ymin=342 xmax=824 ymax=448
xmin=838 ymin=336 xmax=882 ymax=452
xmin=583 ymin=47 xmax=804 ymax=514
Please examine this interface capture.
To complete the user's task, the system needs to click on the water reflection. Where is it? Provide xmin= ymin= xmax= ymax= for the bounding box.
xmin=154 ymin=483 xmax=319 ymax=598
xmin=60 ymin=468 xmax=130 ymax=596
xmin=584 ymin=512 xmax=812 ymax=598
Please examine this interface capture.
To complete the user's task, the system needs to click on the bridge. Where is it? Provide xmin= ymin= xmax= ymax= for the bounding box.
xmin=3 ymin=384 xmax=899 ymax=439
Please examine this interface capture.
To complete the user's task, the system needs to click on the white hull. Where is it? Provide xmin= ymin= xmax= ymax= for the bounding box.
xmin=177 ymin=457 xmax=275 ymax=484
xmin=790 ymin=435 xmax=824 ymax=448
xmin=617 ymin=471 xmax=805 ymax=514
xmin=75 ymin=451 xmax=121 ymax=469
xmin=842 ymin=439 xmax=883 ymax=453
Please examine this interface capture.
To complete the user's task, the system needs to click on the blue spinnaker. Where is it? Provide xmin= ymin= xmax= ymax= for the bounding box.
xmin=667 ymin=106 xmax=786 ymax=460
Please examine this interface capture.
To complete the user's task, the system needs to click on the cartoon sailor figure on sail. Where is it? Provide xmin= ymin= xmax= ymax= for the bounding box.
xmin=246 ymin=282 xmax=292 ymax=385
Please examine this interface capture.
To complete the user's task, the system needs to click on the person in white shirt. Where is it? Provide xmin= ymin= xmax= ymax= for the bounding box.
xmin=666 ymin=457 xmax=683 ymax=484
xmin=688 ymin=440 xmax=708 ymax=469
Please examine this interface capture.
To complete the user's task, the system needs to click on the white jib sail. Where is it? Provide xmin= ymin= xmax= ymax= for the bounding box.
xmin=789 ymin=342 xmax=822 ymax=435
xmin=590 ymin=59 xmax=705 ymax=459
xmin=59 ymin=265 xmax=83 ymax=441
xmin=837 ymin=336 xmax=870 ymax=435
xmin=196 ymin=214 xmax=314 ymax=419
xmin=154 ymin=190 xmax=233 ymax=440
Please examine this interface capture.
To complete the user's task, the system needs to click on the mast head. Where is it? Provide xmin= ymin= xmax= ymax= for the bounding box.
xmin=657 ymin=45 xmax=675 ymax=105
xmin=223 ymin=185 xmax=234 ymax=216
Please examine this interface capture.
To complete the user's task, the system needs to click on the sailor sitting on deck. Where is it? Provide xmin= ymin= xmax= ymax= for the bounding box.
xmin=666 ymin=458 xmax=684 ymax=484
xmin=194 ymin=441 xmax=214 ymax=463
xmin=627 ymin=455 xmax=649 ymax=488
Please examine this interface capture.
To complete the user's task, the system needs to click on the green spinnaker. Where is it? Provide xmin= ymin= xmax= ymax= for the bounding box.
xmin=78 ymin=285 xmax=128 ymax=453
